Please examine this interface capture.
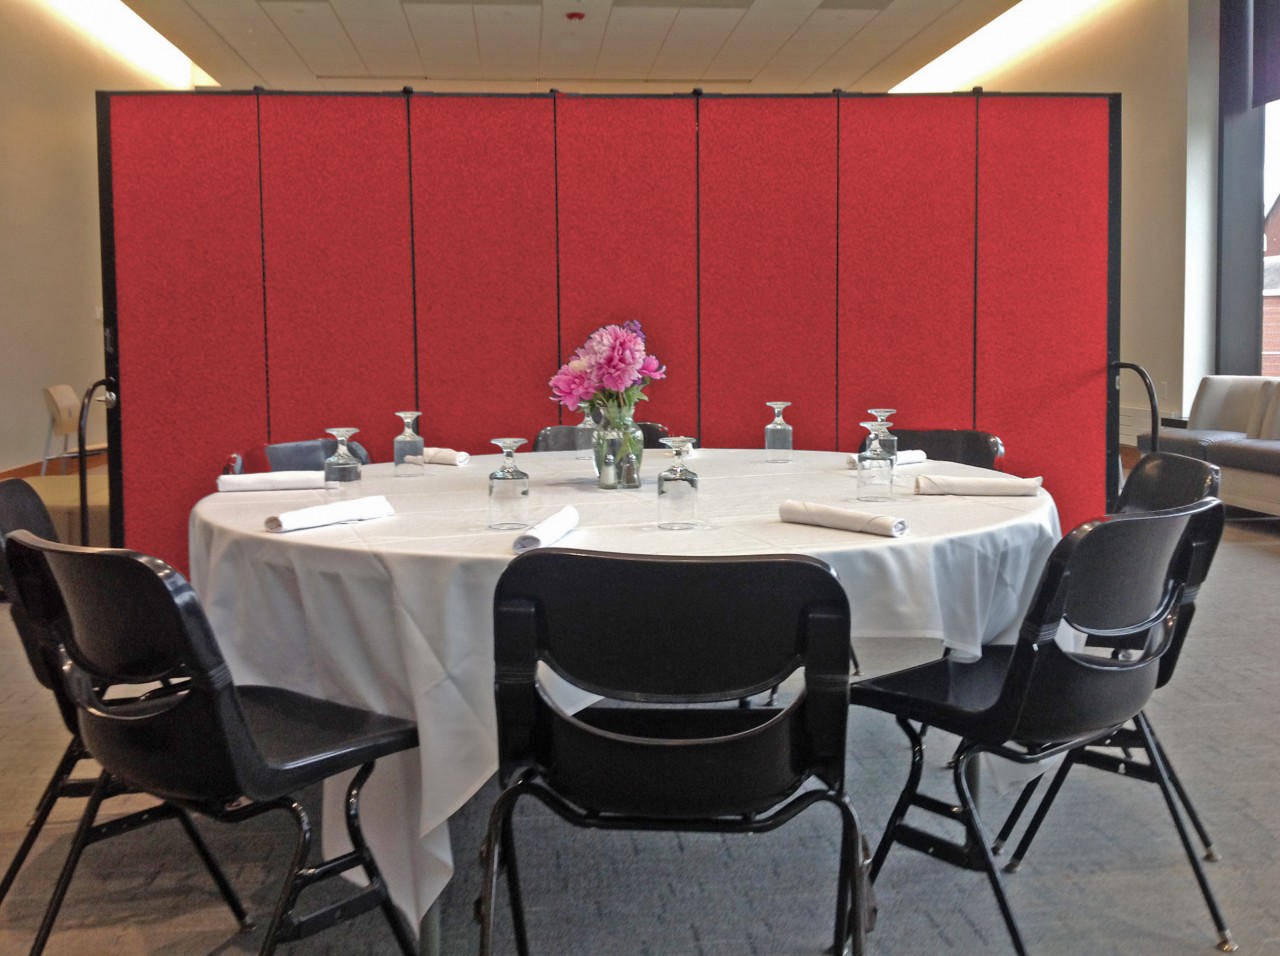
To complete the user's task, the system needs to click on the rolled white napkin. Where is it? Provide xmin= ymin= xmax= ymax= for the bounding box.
xmin=915 ymin=474 xmax=1043 ymax=496
xmin=217 ymin=471 xmax=326 ymax=492
xmin=779 ymin=500 xmax=908 ymax=537
xmin=514 ymin=506 xmax=579 ymax=554
xmin=265 ymin=495 xmax=395 ymax=533
xmin=407 ymin=448 xmax=469 ymax=466
xmin=846 ymin=449 xmax=927 ymax=468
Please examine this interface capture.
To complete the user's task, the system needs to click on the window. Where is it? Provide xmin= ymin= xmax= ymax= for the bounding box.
xmin=1264 ymin=101 xmax=1280 ymax=374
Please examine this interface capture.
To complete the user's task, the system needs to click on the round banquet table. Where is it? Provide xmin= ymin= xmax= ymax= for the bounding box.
xmin=188 ymin=448 xmax=1061 ymax=930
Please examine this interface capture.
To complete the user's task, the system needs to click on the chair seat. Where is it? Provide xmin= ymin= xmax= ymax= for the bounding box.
xmin=238 ymin=687 xmax=418 ymax=801
xmin=849 ymin=648 xmax=1014 ymax=742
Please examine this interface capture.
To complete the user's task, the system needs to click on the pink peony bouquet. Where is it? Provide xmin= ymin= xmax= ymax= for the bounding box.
xmin=549 ymin=321 xmax=666 ymax=414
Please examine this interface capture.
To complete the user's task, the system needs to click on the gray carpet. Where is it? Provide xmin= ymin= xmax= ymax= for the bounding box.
xmin=1 ymin=517 xmax=1278 ymax=954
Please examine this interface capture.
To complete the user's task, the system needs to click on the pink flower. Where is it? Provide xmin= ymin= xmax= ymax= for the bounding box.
xmin=549 ymin=321 xmax=664 ymax=408
xmin=584 ymin=324 xmax=646 ymax=392
xmin=548 ymin=354 xmax=598 ymax=410
xmin=639 ymin=354 xmax=666 ymax=380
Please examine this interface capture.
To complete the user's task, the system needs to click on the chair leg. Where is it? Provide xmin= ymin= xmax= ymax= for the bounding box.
xmin=1133 ymin=714 xmax=1236 ymax=953
xmin=990 ymin=775 xmax=1042 ymax=856
xmin=499 ymin=802 xmax=531 ymax=955
xmin=173 ymin=810 xmax=252 ymax=927
xmin=953 ymin=750 xmax=1028 ymax=956
xmin=341 ymin=763 xmax=418 ymax=956
xmin=27 ymin=770 xmax=111 ymax=956
xmin=258 ymin=798 xmax=313 ymax=956
xmin=1002 ymin=751 xmax=1078 ymax=873
xmin=868 ymin=717 xmax=925 ymax=883
xmin=1144 ymin=720 xmax=1219 ymax=861
xmin=0 ymin=739 xmax=81 ymax=905
xmin=480 ymin=782 xmax=531 ymax=956
xmin=828 ymin=795 xmax=867 ymax=956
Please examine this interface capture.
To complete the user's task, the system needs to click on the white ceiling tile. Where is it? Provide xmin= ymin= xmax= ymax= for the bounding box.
xmin=649 ymin=8 xmax=745 ymax=82
xmin=404 ymin=4 xmax=482 ymax=80
xmin=123 ymin=0 xmax=1014 ymax=94
xmin=261 ymin=1 xmax=367 ymax=78
xmin=595 ymin=7 xmax=679 ymax=80
xmin=749 ymin=8 xmax=874 ymax=89
xmin=539 ymin=2 xmax=611 ymax=80
xmin=330 ymin=0 xmax=425 ymax=78
xmin=474 ymin=4 xmax=542 ymax=80
xmin=703 ymin=4 xmax=821 ymax=81
xmin=185 ymin=0 xmax=319 ymax=87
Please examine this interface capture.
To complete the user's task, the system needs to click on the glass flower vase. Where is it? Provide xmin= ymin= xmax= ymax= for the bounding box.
xmin=593 ymin=402 xmax=644 ymax=489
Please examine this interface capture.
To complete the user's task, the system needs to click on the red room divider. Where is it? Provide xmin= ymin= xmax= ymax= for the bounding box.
xmin=411 ymin=95 xmax=559 ymax=451
xmin=98 ymin=90 xmax=1119 ymax=572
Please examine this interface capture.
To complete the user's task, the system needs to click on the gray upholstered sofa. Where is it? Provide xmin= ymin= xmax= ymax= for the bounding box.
xmin=1139 ymin=375 xmax=1280 ymax=515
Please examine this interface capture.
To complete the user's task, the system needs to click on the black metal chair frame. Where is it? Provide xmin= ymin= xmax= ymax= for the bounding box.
xmin=481 ymin=548 xmax=868 ymax=956
xmin=849 ymin=498 xmax=1226 ymax=956
xmin=264 ymin=437 xmax=371 ymax=470
xmin=533 ymin=420 xmax=674 ymax=452
xmin=4 ymin=530 xmax=420 ymax=956
xmin=864 ymin=427 xmax=1005 ymax=470
xmin=0 ymin=479 xmax=248 ymax=956
xmin=990 ymin=452 xmax=1235 ymax=953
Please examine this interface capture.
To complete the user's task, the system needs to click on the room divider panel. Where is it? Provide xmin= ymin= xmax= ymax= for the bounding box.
xmin=699 ymin=96 xmax=840 ymax=451
xmin=102 ymin=92 xmax=267 ymax=569
xmin=258 ymin=94 xmax=417 ymax=458
xmin=98 ymin=89 xmax=1119 ymax=573
xmin=556 ymin=95 xmax=700 ymax=438
xmin=410 ymin=95 xmax=559 ymax=452
xmin=974 ymin=95 xmax=1114 ymax=535
xmin=837 ymin=94 xmax=978 ymax=445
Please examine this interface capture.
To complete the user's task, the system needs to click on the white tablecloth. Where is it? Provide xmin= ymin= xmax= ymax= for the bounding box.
xmin=188 ymin=449 xmax=1060 ymax=924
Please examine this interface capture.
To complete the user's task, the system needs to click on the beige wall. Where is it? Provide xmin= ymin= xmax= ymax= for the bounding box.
xmin=0 ymin=0 xmax=180 ymax=472
xmin=958 ymin=0 xmax=1218 ymax=418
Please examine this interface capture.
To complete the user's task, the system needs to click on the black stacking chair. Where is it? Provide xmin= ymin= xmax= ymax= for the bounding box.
xmin=481 ymin=549 xmax=867 ymax=956
xmin=532 ymin=425 xmax=583 ymax=451
xmin=990 ymin=452 xmax=1234 ymax=952
xmin=533 ymin=421 xmax=673 ymax=451
xmin=264 ymin=437 xmax=371 ymax=470
xmin=848 ymin=497 xmax=1225 ymax=956
xmin=874 ymin=428 xmax=1005 ymax=469
xmin=0 ymin=479 xmax=249 ymax=956
xmin=636 ymin=420 xmax=672 ymax=448
xmin=4 ymin=531 xmax=420 ymax=956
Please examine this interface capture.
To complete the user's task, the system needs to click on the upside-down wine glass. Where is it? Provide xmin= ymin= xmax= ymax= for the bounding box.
xmin=856 ymin=421 xmax=896 ymax=501
xmin=394 ymin=411 xmax=425 ymax=477
xmin=323 ymin=428 xmax=362 ymax=490
xmin=657 ymin=437 xmax=698 ymax=530
xmin=765 ymin=402 xmax=793 ymax=463
xmin=488 ymin=438 xmax=530 ymax=530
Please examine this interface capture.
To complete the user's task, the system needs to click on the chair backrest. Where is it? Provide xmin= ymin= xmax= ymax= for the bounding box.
xmin=1117 ymin=452 xmax=1220 ymax=513
xmin=0 ymin=479 xmax=77 ymax=730
xmin=42 ymin=385 xmax=81 ymax=439
xmin=987 ymin=498 xmax=1223 ymax=745
xmin=534 ymin=422 xmax=673 ymax=452
xmin=264 ymin=437 xmax=371 ymax=471
xmin=4 ymin=531 xmax=265 ymax=809
xmin=532 ymin=425 xmax=579 ymax=452
xmin=493 ymin=549 xmax=851 ymax=817
xmin=636 ymin=421 xmax=671 ymax=448
xmin=1113 ymin=451 xmax=1223 ymax=688
xmin=878 ymin=428 xmax=1004 ymax=469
